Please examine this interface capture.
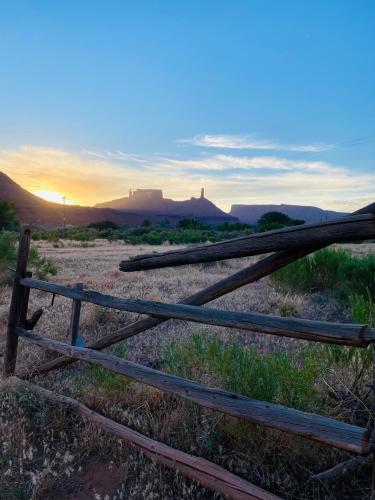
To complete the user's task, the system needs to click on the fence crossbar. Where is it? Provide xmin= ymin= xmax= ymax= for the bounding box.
xmin=119 ymin=211 xmax=375 ymax=272
xmin=16 ymin=328 xmax=372 ymax=455
xmin=20 ymin=277 xmax=375 ymax=347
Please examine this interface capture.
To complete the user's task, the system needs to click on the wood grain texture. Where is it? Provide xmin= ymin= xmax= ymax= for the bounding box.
xmin=3 ymin=226 xmax=31 ymax=376
xmin=119 ymin=213 xmax=375 ymax=271
xmin=12 ymin=378 xmax=278 ymax=500
xmin=20 ymin=277 xmax=375 ymax=346
xmin=312 ymin=456 xmax=372 ymax=482
xmin=68 ymin=283 xmax=83 ymax=345
xmin=16 ymin=329 xmax=372 ymax=455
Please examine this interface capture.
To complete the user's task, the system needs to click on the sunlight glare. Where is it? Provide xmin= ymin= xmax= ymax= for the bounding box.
xmin=32 ymin=190 xmax=74 ymax=205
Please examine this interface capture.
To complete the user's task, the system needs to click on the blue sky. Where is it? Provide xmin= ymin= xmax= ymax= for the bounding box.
xmin=0 ymin=1 xmax=374 ymax=210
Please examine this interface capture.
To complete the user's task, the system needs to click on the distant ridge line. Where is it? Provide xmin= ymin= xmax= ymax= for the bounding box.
xmin=230 ymin=203 xmax=348 ymax=225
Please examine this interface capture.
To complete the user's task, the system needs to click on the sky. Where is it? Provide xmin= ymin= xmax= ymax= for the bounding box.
xmin=0 ymin=1 xmax=374 ymax=211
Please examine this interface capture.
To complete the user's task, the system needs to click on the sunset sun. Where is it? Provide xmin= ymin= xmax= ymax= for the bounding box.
xmin=32 ymin=190 xmax=74 ymax=205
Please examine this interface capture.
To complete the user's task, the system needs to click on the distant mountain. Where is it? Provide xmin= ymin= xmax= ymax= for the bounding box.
xmin=0 ymin=171 xmax=351 ymax=229
xmin=95 ymin=188 xmax=237 ymax=225
xmin=0 ymin=173 xmax=235 ymax=227
xmin=230 ymin=203 xmax=348 ymax=225
xmin=0 ymin=172 xmax=168 ymax=228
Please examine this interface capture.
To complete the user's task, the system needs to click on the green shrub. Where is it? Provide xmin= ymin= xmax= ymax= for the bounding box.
xmin=350 ymin=292 xmax=375 ymax=326
xmin=272 ymin=247 xmax=375 ymax=300
xmin=272 ymin=250 xmax=375 ymax=393
xmin=256 ymin=211 xmax=305 ymax=232
xmin=85 ymin=343 xmax=132 ymax=393
xmin=0 ymin=201 xmax=19 ymax=230
xmin=216 ymin=221 xmax=253 ymax=232
xmin=164 ymin=334 xmax=322 ymax=411
xmin=66 ymin=227 xmax=97 ymax=241
xmin=88 ymin=220 xmax=120 ymax=231
xmin=0 ymin=231 xmax=57 ymax=282
xmin=323 ymin=292 xmax=374 ymax=390
xmin=0 ymin=231 xmax=18 ymax=269
xmin=28 ymin=247 xmax=58 ymax=279
xmin=177 ymin=218 xmax=210 ymax=230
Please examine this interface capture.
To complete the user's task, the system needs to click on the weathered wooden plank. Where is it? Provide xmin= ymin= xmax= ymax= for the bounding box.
xmin=119 ymin=213 xmax=375 ymax=271
xmin=12 ymin=377 xmax=279 ymax=499
xmin=22 ymin=247 xmax=319 ymax=378
xmin=353 ymin=201 xmax=375 ymax=216
xmin=69 ymin=283 xmax=83 ymax=345
xmin=19 ymin=277 xmax=375 ymax=346
xmin=312 ymin=456 xmax=372 ymax=482
xmin=16 ymin=329 xmax=372 ymax=455
xmin=3 ymin=226 xmax=31 ymax=376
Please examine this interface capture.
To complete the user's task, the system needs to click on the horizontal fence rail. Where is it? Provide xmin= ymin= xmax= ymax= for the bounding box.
xmin=13 ymin=378 xmax=278 ymax=500
xmin=16 ymin=328 xmax=372 ymax=455
xmin=20 ymin=277 xmax=375 ymax=346
xmin=120 ymin=212 xmax=375 ymax=271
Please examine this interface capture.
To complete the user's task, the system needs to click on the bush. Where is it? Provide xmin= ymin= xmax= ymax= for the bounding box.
xmin=257 ymin=211 xmax=304 ymax=232
xmin=0 ymin=230 xmax=57 ymax=282
xmin=271 ymin=247 xmax=375 ymax=300
xmin=164 ymin=334 xmax=322 ymax=411
xmin=327 ymin=292 xmax=374 ymax=391
xmin=28 ymin=247 xmax=58 ymax=279
xmin=177 ymin=218 xmax=210 ymax=230
xmin=216 ymin=221 xmax=253 ymax=232
xmin=66 ymin=227 xmax=97 ymax=241
xmin=350 ymin=292 xmax=374 ymax=326
xmin=84 ymin=343 xmax=132 ymax=393
xmin=87 ymin=220 xmax=120 ymax=231
xmin=0 ymin=231 xmax=18 ymax=270
xmin=0 ymin=201 xmax=19 ymax=230
xmin=271 ymin=248 xmax=375 ymax=392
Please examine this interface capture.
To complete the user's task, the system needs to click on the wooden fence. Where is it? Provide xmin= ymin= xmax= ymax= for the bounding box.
xmin=4 ymin=201 xmax=375 ymax=499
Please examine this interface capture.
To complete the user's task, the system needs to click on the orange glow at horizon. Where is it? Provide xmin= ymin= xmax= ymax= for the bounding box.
xmin=32 ymin=190 xmax=75 ymax=205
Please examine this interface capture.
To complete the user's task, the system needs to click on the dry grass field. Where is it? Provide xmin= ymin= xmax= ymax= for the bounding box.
xmin=1 ymin=240 xmax=375 ymax=499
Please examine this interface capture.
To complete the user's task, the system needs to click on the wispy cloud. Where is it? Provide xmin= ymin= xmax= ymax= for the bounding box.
xmin=178 ymin=133 xmax=334 ymax=152
xmin=0 ymin=144 xmax=373 ymax=212
xmin=158 ymin=154 xmax=344 ymax=174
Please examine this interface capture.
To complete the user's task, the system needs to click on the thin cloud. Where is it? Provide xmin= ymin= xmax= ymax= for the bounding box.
xmin=178 ymin=133 xmax=334 ymax=152
xmin=157 ymin=154 xmax=344 ymax=175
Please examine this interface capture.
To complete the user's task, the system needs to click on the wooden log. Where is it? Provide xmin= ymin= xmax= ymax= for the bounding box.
xmin=311 ymin=455 xmax=372 ymax=482
xmin=19 ymin=271 xmax=32 ymax=326
xmin=24 ymin=309 xmax=43 ymax=331
xmin=353 ymin=201 xmax=375 ymax=216
xmin=69 ymin=283 xmax=83 ymax=345
xmin=19 ymin=277 xmax=375 ymax=347
xmin=16 ymin=329 xmax=372 ymax=455
xmin=3 ymin=227 xmax=31 ymax=376
xmin=12 ymin=377 xmax=279 ymax=500
xmin=119 ymin=213 xmax=375 ymax=271
xmin=22 ymin=247 xmax=319 ymax=378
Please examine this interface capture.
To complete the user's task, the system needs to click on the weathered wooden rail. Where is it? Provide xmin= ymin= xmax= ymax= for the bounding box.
xmin=4 ymin=201 xmax=375 ymax=499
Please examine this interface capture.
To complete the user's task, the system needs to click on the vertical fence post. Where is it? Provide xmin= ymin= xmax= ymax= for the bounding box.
xmin=3 ymin=226 xmax=31 ymax=376
xmin=69 ymin=283 xmax=83 ymax=346
xmin=19 ymin=270 xmax=32 ymax=327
